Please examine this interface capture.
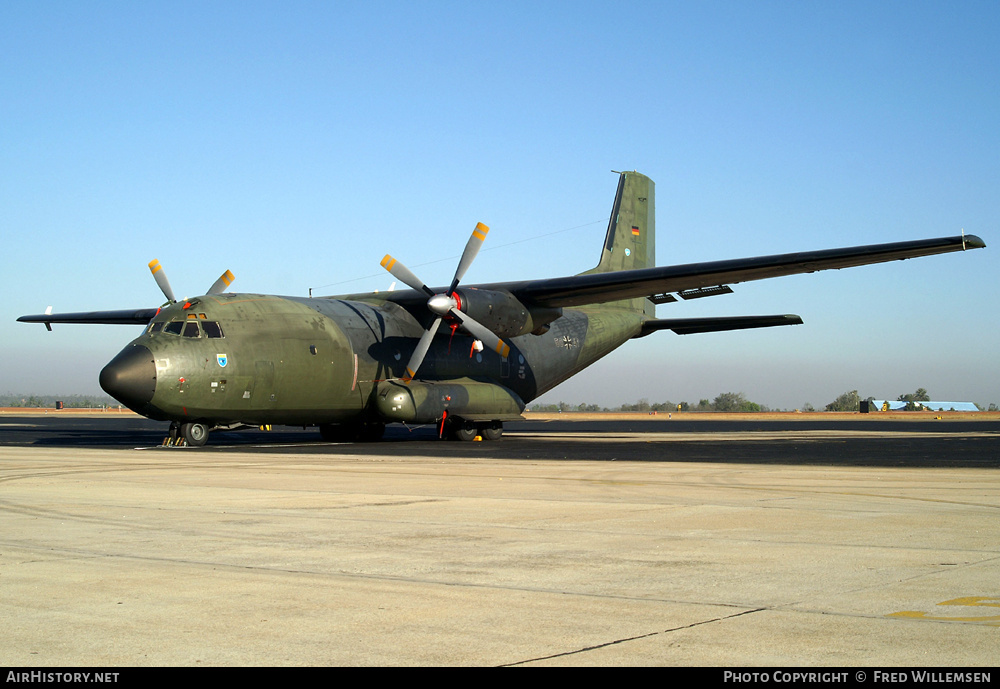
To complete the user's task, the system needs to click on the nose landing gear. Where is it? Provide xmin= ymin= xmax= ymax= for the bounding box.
xmin=164 ymin=421 xmax=210 ymax=447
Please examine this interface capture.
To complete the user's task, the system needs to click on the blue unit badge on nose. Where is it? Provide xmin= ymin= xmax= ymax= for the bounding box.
xmin=217 ymin=354 xmax=228 ymax=367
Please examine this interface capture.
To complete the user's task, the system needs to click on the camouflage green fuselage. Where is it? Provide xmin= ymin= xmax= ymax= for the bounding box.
xmin=126 ymin=292 xmax=644 ymax=427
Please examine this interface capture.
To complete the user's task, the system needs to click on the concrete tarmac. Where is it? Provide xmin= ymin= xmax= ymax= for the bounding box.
xmin=1 ymin=415 xmax=998 ymax=666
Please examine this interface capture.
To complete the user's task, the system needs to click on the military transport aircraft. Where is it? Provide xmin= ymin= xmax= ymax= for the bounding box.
xmin=19 ymin=171 xmax=985 ymax=446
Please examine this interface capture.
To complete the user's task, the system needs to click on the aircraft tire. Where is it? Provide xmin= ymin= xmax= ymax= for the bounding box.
xmin=480 ymin=423 xmax=503 ymax=441
xmin=446 ymin=419 xmax=477 ymax=442
xmin=451 ymin=427 xmax=476 ymax=442
xmin=182 ymin=422 xmax=209 ymax=447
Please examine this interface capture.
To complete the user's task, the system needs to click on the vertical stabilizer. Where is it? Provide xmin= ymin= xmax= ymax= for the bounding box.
xmin=583 ymin=171 xmax=656 ymax=314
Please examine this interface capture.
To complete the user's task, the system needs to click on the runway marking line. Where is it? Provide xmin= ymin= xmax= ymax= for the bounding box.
xmin=888 ymin=596 xmax=1000 ymax=625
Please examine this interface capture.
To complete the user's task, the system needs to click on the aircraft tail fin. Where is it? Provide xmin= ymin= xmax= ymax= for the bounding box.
xmin=592 ymin=171 xmax=655 ymax=273
xmin=583 ymin=170 xmax=656 ymax=314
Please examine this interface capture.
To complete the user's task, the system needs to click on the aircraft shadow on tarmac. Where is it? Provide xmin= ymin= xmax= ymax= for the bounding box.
xmin=2 ymin=416 xmax=998 ymax=469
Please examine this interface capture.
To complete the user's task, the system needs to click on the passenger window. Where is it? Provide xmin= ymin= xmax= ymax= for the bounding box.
xmin=203 ymin=321 xmax=224 ymax=338
xmin=183 ymin=322 xmax=201 ymax=338
xmin=164 ymin=321 xmax=184 ymax=335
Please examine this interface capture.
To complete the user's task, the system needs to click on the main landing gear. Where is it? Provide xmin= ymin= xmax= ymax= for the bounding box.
xmin=317 ymin=418 xmax=502 ymax=443
xmin=442 ymin=418 xmax=503 ymax=442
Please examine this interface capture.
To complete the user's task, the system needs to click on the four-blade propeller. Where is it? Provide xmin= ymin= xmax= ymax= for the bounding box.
xmin=148 ymin=259 xmax=235 ymax=303
xmin=380 ymin=222 xmax=510 ymax=383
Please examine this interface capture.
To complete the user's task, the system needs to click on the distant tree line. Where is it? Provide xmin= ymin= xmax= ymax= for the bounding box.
xmin=897 ymin=387 xmax=930 ymax=411
xmin=823 ymin=387 xmax=995 ymax=412
xmin=530 ymin=388 xmax=997 ymax=413
xmin=824 ymin=390 xmax=861 ymax=412
xmin=529 ymin=392 xmax=769 ymax=413
xmin=0 ymin=393 xmax=118 ymax=408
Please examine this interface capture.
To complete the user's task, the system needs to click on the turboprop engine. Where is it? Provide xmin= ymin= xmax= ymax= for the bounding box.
xmin=452 ymin=288 xmax=562 ymax=338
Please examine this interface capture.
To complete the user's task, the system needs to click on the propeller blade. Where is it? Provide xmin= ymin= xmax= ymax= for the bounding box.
xmin=402 ymin=317 xmax=442 ymax=383
xmin=381 ymin=255 xmax=434 ymax=296
xmin=207 ymin=269 xmax=236 ymax=295
xmin=147 ymin=259 xmax=176 ymax=303
xmin=449 ymin=222 xmax=489 ymax=294
xmin=450 ymin=309 xmax=511 ymax=359
xmin=385 ymin=221 xmax=503 ymax=380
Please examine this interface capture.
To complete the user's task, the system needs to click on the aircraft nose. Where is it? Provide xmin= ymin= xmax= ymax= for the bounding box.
xmin=100 ymin=345 xmax=156 ymax=410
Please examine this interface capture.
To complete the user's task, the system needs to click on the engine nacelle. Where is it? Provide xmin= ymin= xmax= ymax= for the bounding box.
xmin=375 ymin=378 xmax=525 ymax=424
xmin=454 ymin=288 xmax=561 ymax=338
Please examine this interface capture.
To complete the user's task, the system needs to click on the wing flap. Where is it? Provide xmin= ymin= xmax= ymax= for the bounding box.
xmin=638 ymin=314 xmax=803 ymax=337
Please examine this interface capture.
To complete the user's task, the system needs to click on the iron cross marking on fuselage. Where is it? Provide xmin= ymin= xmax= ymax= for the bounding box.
xmin=558 ymin=334 xmax=578 ymax=349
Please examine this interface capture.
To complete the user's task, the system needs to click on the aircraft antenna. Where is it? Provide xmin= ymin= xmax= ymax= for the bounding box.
xmin=310 ymin=219 xmax=604 ymax=293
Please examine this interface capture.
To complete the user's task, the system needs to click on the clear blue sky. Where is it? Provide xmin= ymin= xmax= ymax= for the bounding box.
xmin=2 ymin=1 xmax=997 ymax=409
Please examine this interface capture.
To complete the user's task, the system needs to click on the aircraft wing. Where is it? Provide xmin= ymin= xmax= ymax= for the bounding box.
xmin=17 ymin=308 xmax=160 ymax=329
xmin=32 ymin=234 xmax=975 ymax=327
xmin=500 ymin=234 xmax=985 ymax=308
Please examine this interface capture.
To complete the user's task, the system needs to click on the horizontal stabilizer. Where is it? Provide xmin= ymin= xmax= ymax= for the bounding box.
xmin=637 ymin=314 xmax=803 ymax=337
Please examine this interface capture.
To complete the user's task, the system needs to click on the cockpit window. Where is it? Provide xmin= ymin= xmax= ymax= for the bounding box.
xmin=148 ymin=322 xmax=164 ymax=334
xmin=164 ymin=321 xmax=184 ymax=336
xmin=183 ymin=322 xmax=201 ymax=338
xmin=203 ymin=321 xmax=224 ymax=338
